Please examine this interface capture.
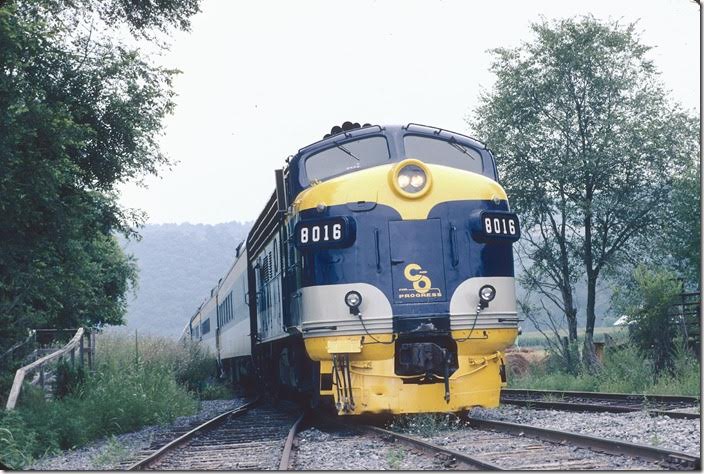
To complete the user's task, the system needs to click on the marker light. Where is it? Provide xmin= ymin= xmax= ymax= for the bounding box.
xmin=345 ymin=290 xmax=362 ymax=315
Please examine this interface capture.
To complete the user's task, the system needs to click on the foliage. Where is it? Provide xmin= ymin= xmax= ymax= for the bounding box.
xmin=509 ymin=344 xmax=700 ymax=396
xmin=0 ymin=0 xmax=200 ymax=352
xmin=613 ymin=266 xmax=682 ymax=373
xmin=91 ymin=436 xmax=131 ymax=469
xmin=199 ymin=383 xmax=234 ymax=401
xmin=0 ymin=334 xmax=203 ymax=469
xmin=649 ymin=165 xmax=701 ymax=289
xmin=469 ymin=15 xmax=699 ymax=367
xmin=386 ymin=447 xmax=405 ymax=470
xmin=55 ymin=360 xmax=86 ymax=399
xmin=389 ymin=413 xmax=461 ymax=438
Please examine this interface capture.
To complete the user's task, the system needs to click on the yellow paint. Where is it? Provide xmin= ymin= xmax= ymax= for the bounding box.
xmin=326 ymin=337 xmax=363 ymax=353
xmin=294 ymin=162 xmax=508 ymax=220
xmin=304 ymin=328 xmax=518 ymax=415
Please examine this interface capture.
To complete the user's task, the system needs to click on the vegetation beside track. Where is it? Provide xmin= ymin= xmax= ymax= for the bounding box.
xmin=508 ymin=344 xmax=700 ymax=396
xmin=0 ymin=333 xmax=230 ymax=469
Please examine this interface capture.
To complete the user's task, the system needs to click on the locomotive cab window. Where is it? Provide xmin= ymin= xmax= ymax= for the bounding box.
xmin=303 ymin=136 xmax=390 ymax=184
xmin=403 ymin=135 xmax=483 ymax=174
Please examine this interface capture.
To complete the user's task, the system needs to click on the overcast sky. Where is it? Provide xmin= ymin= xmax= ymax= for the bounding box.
xmin=118 ymin=0 xmax=700 ymax=225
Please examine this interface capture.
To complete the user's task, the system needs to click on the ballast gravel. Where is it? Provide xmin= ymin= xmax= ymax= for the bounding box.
xmin=27 ymin=398 xmax=245 ymax=471
xmin=292 ymin=427 xmax=451 ymax=470
xmin=470 ymin=405 xmax=701 ymax=456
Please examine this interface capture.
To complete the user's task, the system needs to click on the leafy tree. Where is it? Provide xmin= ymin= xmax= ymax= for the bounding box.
xmin=614 ymin=265 xmax=682 ymax=373
xmin=656 ymin=163 xmax=700 ymax=288
xmin=0 ymin=0 xmax=200 ymax=352
xmin=469 ymin=16 xmax=698 ymax=367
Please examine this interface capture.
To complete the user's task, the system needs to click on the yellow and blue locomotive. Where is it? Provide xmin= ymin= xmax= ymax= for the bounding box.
xmin=186 ymin=122 xmax=520 ymax=415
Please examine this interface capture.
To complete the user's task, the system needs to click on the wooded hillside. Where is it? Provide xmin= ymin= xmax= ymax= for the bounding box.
xmin=119 ymin=221 xmax=251 ymax=338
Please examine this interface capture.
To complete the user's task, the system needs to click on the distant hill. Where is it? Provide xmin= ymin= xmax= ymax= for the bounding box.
xmin=118 ymin=220 xmax=611 ymax=339
xmin=119 ymin=221 xmax=251 ymax=338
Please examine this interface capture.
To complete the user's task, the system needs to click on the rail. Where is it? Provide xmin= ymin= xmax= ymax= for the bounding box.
xmin=127 ymin=398 xmax=261 ymax=470
xmin=5 ymin=327 xmax=84 ymax=410
xmin=501 ymin=388 xmax=700 ymax=419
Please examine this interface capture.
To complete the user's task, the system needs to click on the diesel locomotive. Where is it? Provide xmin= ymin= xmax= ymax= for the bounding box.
xmin=184 ymin=122 xmax=521 ymax=415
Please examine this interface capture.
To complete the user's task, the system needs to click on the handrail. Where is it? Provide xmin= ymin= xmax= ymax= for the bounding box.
xmin=5 ymin=327 xmax=84 ymax=410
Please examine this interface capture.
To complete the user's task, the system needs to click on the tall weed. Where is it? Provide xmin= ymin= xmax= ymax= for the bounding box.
xmin=510 ymin=344 xmax=700 ymax=396
xmin=0 ymin=333 xmax=203 ymax=469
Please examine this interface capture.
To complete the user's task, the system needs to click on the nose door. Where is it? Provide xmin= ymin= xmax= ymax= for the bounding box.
xmin=389 ymin=219 xmax=447 ymax=305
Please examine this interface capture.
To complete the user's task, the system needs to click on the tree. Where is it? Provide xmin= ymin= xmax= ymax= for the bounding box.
xmin=469 ymin=16 xmax=698 ymax=367
xmin=0 ymin=0 xmax=200 ymax=352
xmin=614 ymin=266 xmax=682 ymax=373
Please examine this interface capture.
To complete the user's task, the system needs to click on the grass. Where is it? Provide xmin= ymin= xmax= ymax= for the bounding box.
xmin=386 ymin=447 xmax=405 ymax=469
xmin=0 ymin=332 xmax=230 ymax=469
xmin=388 ymin=413 xmax=463 ymax=438
xmin=91 ymin=436 xmax=131 ymax=469
xmin=509 ymin=344 xmax=701 ymax=396
xmin=514 ymin=327 xmax=627 ymax=348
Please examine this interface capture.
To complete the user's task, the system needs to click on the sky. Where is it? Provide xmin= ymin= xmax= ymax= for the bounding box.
xmin=118 ymin=0 xmax=700 ymax=225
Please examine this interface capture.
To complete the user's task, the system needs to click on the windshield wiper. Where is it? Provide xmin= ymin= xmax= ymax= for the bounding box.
xmin=448 ymin=137 xmax=476 ymax=160
xmin=334 ymin=142 xmax=360 ymax=161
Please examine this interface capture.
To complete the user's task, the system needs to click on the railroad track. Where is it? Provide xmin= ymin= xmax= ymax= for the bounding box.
xmin=125 ymin=398 xmax=303 ymax=470
xmin=501 ymin=388 xmax=700 ymax=419
xmin=366 ymin=416 xmax=700 ymax=470
xmin=118 ymin=395 xmax=698 ymax=470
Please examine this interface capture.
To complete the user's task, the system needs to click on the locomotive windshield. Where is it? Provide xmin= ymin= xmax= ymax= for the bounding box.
xmin=403 ymin=135 xmax=483 ymax=174
xmin=304 ymin=136 xmax=390 ymax=183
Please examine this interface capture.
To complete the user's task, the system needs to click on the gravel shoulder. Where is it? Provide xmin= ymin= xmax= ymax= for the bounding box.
xmin=293 ymin=426 xmax=451 ymax=470
xmin=469 ymin=405 xmax=701 ymax=456
xmin=27 ymin=398 xmax=245 ymax=471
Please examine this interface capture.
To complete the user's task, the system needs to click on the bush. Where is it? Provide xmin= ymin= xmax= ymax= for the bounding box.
xmin=509 ymin=343 xmax=700 ymax=396
xmin=0 ymin=333 xmax=203 ymax=469
xmin=614 ymin=266 xmax=682 ymax=373
xmin=199 ymin=383 xmax=233 ymax=401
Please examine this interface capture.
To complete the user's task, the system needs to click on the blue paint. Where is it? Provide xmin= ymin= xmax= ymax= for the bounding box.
xmin=299 ymin=199 xmax=516 ymax=333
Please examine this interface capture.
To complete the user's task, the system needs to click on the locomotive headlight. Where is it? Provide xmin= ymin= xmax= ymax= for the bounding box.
xmin=397 ymin=173 xmax=411 ymax=188
xmin=390 ymin=159 xmax=432 ymax=198
xmin=479 ymin=285 xmax=496 ymax=303
xmin=345 ymin=290 xmax=362 ymax=315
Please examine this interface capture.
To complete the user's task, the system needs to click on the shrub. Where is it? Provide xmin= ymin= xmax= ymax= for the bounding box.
xmin=199 ymin=383 xmax=233 ymax=401
xmin=614 ymin=266 xmax=682 ymax=373
xmin=0 ymin=333 xmax=202 ymax=469
xmin=509 ymin=343 xmax=700 ymax=395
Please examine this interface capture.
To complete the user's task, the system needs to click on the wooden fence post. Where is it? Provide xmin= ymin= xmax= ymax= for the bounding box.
xmin=79 ymin=335 xmax=84 ymax=369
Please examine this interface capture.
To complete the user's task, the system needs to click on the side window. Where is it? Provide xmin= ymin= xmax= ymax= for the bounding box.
xmin=202 ymin=318 xmax=210 ymax=335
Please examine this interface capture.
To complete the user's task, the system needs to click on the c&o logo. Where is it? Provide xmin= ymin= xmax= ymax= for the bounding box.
xmin=399 ymin=263 xmax=442 ymax=299
xmin=404 ymin=263 xmax=432 ymax=294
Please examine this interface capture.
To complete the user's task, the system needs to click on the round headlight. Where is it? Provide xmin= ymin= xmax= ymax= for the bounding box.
xmin=479 ymin=285 xmax=496 ymax=303
xmin=389 ymin=159 xmax=432 ymax=198
xmin=397 ymin=165 xmax=427 ymax=193
xmin=345 ymin=291 xmax=362 ymax=308
xmin=397 ymin=173 xmax=411 ymax=188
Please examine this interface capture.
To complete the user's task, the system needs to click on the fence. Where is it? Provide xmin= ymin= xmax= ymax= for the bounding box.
xmin=5 ymin=327 xmax=94 ymax=410
xmin=672 ymin=291 xmax=701 ymax=355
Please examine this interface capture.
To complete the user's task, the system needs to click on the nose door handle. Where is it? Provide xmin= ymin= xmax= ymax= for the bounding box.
xmin=391 ymin=258 xmax=405 ymax=265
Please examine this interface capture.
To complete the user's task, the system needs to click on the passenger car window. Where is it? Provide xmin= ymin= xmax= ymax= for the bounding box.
xmin=404 ymin=136 xmax=483 ymax=174
xmin=304 ymin=137 xmax=390 ymax=184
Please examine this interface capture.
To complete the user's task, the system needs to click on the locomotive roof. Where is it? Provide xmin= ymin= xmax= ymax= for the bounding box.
xmin=295 ymin=123 xmax=487 ymax=159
